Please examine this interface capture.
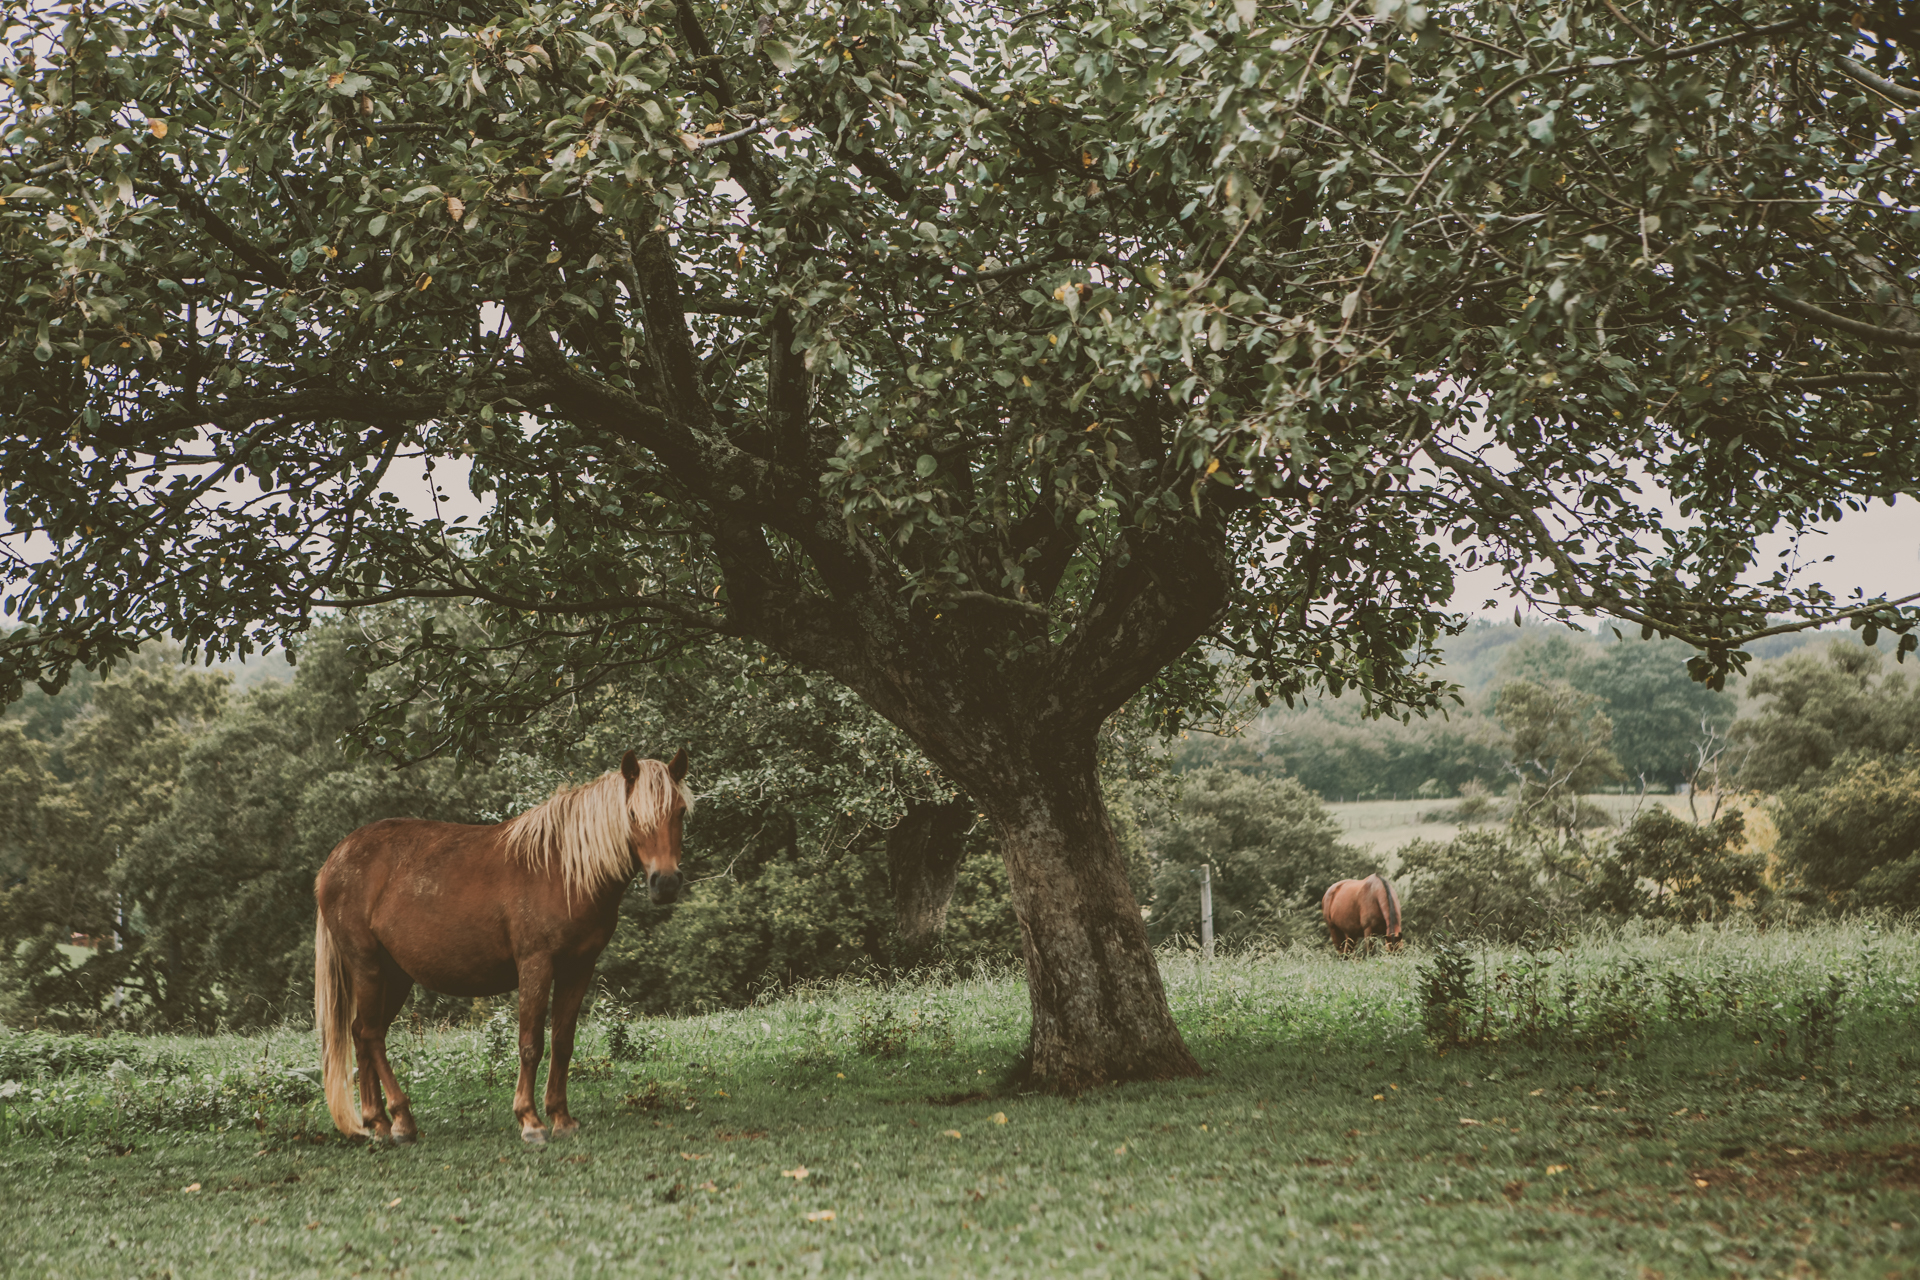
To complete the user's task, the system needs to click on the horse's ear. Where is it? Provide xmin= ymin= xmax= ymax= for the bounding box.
xmin=667 ymin=747 xmax=689 ymax=784
xmin=621 ymin=750 xmax=641 ymax=786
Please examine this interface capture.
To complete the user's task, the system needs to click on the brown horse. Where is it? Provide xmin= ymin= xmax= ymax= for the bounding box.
xmin=1322 ymin=874 xmax=1402 ymax=953
xmin=314 ymin=749 xmax=690 ymax=1144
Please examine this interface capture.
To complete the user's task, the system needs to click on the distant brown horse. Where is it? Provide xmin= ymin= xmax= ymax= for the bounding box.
xmin=1322 ymin=874 xmax=1402 ymax=953
xmin=314 ymin=749 xmax=690 ymax=1144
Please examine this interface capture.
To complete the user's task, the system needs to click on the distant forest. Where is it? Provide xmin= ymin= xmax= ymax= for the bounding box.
xmin=1170 ymin=619 xmax=1895 ymax=801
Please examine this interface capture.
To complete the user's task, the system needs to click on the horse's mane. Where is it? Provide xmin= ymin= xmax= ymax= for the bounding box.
xmin=502 ymin=760 xmax=693 ymax=902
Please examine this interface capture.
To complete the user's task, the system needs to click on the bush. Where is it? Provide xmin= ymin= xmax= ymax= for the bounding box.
xmin=1583 ymin=807 xmax=1764 ymax=923
xmin=1772 ymin=753 xmax=1920 ymax=908
xmin=1395 ymin=829 xmax=1580 ymax=942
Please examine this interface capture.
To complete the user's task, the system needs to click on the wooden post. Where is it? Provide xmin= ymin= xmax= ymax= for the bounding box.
xmin=1199 ymin=863 xmax=1214 ymax=963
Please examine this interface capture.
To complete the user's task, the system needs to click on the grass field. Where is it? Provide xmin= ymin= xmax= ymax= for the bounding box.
xmin=2 ymin=924 xmax=1918 ymax=1278
xmin=1329 ymin=794 xmax=1705 ymax=864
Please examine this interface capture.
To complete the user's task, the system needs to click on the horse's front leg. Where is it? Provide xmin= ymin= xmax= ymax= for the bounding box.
xmin=543 ymin=963 xmax=596 ymax=1137
xmin=513 ymin=959 xmax=554 ymax=1144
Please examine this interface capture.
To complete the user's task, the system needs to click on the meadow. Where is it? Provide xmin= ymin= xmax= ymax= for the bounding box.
xmin=1327 ymin=794 xmax=1700 ymax=863
xmin=2 ymin=923 xmax=1917 ymax=1279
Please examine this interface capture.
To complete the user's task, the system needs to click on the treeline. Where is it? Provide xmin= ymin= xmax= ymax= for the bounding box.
xmin=1171 ymin=622 xmax=1873 ymax=799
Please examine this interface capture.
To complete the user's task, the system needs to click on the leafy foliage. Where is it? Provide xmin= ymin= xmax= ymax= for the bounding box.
xmin=1582 ymin=806 xmax=1763 ymax=924
xmin=1732 ymin=641 xmax=1920 ymax=791
xmin=6 ymin=0 xmax=1920 ymax=726
xmin=1395 ymin=829 xmax=1581 ymax=943
xmin=1172 ymin=625 xmax=1735 ymax=798
xmin=1773 ymin=753 xmax=1920 ymax=910
xmin=1494 ymin=678 xmax=1623 ymax=842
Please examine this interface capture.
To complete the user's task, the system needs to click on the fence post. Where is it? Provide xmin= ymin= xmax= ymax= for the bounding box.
xmin=1199 ymin=863 xmax=1214 ymax=963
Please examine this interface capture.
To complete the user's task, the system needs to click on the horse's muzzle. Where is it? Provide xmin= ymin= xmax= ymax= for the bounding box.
xmin=647 ymin=869 xmax=683 ymax=905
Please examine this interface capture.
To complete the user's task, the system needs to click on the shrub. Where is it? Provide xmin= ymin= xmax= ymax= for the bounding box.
xmin=1583 ymin=807 xmax=1764 ymax=923
xmin=1395 ymin=829 xmax=1579 ymax=942
xmin=1772 ymin=753 xmax=1920 ymax=908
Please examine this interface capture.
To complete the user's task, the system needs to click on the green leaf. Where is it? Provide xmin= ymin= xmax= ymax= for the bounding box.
xmin=915 ymin=454 xmax=938 ymax=479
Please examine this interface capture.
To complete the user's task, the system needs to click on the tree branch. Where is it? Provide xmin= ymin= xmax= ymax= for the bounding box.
xmin=143 ymin=169 xmax=291 ymax=289
xmin=1771 ymin=290 xmax=1920 ymax=349
xmin=1837 ymin=54 xmax=1920 ymax=106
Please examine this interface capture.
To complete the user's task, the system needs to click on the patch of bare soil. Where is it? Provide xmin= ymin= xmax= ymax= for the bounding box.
xmin=1688 ymin=1143 xmax=1920 ymax=1197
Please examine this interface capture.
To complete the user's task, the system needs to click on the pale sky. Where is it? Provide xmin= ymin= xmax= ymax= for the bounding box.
xmin=1453 ymin=494 xmax=1920 ymax=620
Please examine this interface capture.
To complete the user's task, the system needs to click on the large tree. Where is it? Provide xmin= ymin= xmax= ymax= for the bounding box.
xmin=6 ymin=0 xmax=1920 ymax=1086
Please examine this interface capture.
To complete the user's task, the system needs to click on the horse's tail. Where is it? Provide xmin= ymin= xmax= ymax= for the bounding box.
xmin=314 ymin=912 xmax=366 ymax=1137
xmin=1375 ymin=875 xmax=1402 ymax=937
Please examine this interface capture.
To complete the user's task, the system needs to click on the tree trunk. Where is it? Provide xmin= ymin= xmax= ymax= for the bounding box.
xmin=886 ymin=797 xmax=974 ymax=970
xmin=972 ymin=736 xmax=1200 ymax=1090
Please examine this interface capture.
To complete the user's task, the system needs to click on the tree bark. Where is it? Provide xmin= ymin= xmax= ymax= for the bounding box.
xmin=886 ymin=797 xmax=975 ymax=971
xmin=971 ymin=735 xmax=1200 ymax=1090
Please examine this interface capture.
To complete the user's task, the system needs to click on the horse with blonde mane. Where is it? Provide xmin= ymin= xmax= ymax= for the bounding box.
xmin=1322 ymin=874 xmax=1402 ymax=954
xmin=314 ymin=749 xmax=690 ymax=1144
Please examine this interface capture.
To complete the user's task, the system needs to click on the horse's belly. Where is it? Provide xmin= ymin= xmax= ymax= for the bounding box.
xmin=370 ymin=879 xmax=518 ymax=997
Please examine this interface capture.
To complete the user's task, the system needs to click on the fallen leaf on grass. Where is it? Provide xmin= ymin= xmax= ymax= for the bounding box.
xmin=992 ymin=1112 xmax=1008 ymax=1125
xmin=1113 ymin=1145 xmax=1127 ymax=1155
xmin=387 ymin=1197 xmax=402 ymax=1208
xmin=1458 ymin=1119 xmax=1483 ymax=1127
xmin=184 ymin=1183 xmax=201 ymax=1193
xmin=805 ymin=1209 xmax=835 ymax=1222
xmin=1529 ymin=1089 xmax=1545 ymax=1096
xmin=1546 ymin=1165 xmax=1569 ymax=1176
xmin=680 ymin=1152 xmax=708 ymax=1161
xmin=305 ymin=1223 xmax=320 ymax=1231
xmin=698 ymin=1181 xmax=718 ymax=1192
xmin=943 ymin=1130 xmax=962 ymax=1139
xmin=782 ymin=1166 xmax=810 ymax=1180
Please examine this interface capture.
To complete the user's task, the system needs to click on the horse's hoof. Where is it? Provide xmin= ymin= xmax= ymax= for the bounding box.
xmin=549 ymin=1118 xmax=580 ymax=1138
xmin=521 ymin=1128 xmax=548 ymax=1146
xmin=392 ymin=1129 xmax=418 ymax=1146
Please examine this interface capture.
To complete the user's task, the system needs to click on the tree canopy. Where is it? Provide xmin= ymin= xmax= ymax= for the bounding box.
xmin=9 ymin=0 xmax=1920 ymax=1085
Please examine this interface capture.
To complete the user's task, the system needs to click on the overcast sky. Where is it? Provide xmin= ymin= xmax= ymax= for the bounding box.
xmin=1450 ymin=494 xmax=1920 ymax=619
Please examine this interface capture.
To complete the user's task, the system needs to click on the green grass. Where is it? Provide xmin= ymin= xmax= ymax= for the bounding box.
xmin=3 ymin=924 xmax=1919 ymax=1278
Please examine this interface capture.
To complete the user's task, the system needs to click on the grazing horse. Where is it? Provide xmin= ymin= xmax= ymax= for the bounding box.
xmin=1322 ymin=874 xmax=1402 ymax=954
xmin=314 ymin=749 xmax=690 ymax=1144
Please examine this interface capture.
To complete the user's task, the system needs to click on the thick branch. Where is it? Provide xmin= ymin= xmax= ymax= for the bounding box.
xmin=93 ymin=388 xmax=468 ymax=450
xmin=144 ymin=170 xmax=291 ymax=288
xmin=1772 ymin=291 xmax=1920 ymax=349
xmin=1837 ymin=54 xmax=1920 ymax=106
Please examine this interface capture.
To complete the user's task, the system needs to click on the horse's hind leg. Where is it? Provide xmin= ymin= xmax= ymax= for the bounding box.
xmin=345 ymin=961 xmax=395 ymax=1142
xmin=543 ymin=962 xmax=595 ymax=1137
xmin=366 ymin=963 xmax=419 ymax=1144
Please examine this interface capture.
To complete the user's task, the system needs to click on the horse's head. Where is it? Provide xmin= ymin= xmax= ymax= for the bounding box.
xmin=623 ymin=748 xmax=691 ymax=905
